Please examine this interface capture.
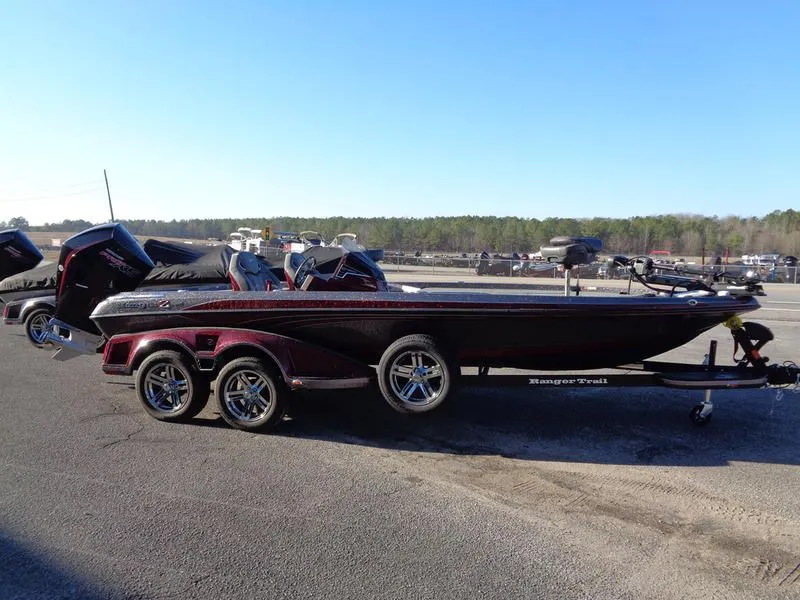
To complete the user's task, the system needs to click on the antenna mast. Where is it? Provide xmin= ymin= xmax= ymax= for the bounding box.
xmin=104 ymin=169 xmax=115 ymax=221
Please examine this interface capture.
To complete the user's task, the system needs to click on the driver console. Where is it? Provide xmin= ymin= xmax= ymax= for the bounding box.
xmin=285 ymin=251 xmax=329 ymax=290
xmin=284 ymin=248 xmax=390 ymax=292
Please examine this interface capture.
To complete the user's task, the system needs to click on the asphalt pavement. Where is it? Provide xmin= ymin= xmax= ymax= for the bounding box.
xmin=1 ymin=284 xmax=799 ymax=599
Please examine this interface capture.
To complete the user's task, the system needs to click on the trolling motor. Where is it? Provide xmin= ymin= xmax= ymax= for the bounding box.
xmin=609 ymin=255 xmax=766 ymax=297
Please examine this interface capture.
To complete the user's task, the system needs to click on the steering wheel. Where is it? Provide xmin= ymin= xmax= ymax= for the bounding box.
xmin=293 ymin=256 xmax=317 ymax=289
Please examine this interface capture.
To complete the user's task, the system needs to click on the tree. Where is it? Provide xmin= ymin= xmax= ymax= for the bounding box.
xmin=8 ymin=216 xmax=29 ymax=230
xmin=6 ymin=211 xmax=799 ymax=255
xmin=726 ymin=232 xmax=745 ymax=255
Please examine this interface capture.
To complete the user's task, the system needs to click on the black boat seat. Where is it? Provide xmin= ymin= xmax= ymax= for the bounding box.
xmin=540 ymin=237 xmax=603 ymax=269
xmin=228 ymin=251 xmax=275 ymax=291
xmin=548 ymin=236 xmax=603 ymax=253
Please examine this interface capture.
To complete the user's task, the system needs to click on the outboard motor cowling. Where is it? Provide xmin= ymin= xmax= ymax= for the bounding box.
xmin=54 ymin=223 xmax=154 ymax=334
xmin=0 ymin=229 xmax=44 ymax=282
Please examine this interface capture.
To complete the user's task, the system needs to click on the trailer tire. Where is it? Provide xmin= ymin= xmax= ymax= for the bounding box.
xmin=135 ymin=350 xmax=209 ymax=422
xmin=24 ymin=308 xmax=55 ymax=348
xmin=378 ymin=334 xmax=455 ymax=414
xmin=215 ymin=357 xmax=287 ymax=432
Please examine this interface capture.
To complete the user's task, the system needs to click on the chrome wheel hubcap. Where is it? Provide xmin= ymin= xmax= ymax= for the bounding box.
xmin=144 ymin=363 xmax=190 ymax=413
xmin=389 ymin=351 xmax=444 ymax=407
xmin=223 ymin=369 xmax=273 ymax=422
xmin=29 ymin=314 xmax=52 ymax=344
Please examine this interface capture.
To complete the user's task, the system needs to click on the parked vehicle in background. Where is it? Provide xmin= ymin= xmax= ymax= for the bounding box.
xmin=476 ymin=251 xmax=520 ymax=276
xmin=596 ymin=262 xmax=629 ymax=279
xmin=742 ymin=253 xmax=780 ymax=266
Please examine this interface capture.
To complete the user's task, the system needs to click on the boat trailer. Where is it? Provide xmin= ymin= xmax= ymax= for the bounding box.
xmin=467 ymin=317 xmax=800 ymax=426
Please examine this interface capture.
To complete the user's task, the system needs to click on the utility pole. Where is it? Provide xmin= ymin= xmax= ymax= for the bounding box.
xmin=104 ymin=169 xmax=115 ymax=221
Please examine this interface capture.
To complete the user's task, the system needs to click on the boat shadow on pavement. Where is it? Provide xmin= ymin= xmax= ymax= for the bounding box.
xmin=0 ymin=532 xmax=108 ymax=600
xmin=262 ymin=383 xmax=800 ymax=468
xmin=99 ymin=373 xmax=800 ymax=467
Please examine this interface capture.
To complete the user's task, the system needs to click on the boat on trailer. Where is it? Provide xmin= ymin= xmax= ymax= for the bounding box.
xmin=43 ymin=223 xmax=799 ymax=432
xmin=0 ymin=229 xmax=44 ymax=297
xmin=2 ymin=238 xmax=246 ymax=348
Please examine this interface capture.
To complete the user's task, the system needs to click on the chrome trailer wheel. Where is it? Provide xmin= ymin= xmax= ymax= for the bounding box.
xmin=25 ymin=309 xmax=55 ymax=348
xmin=135 ymin=350 xmax=209 ymax=421
xmin=215 ymin=358 xmax=287 ymax=432
xmin=377 ymin=334 xmax=455 ymax=414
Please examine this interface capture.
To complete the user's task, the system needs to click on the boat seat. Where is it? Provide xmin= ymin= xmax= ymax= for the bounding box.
xmin=228 ymin=251 xmax=275 ymax=291
xmin=547 ymin=236 xmax=603 ymax=253
xmin=283 ymin=252 xmax=304 ymax=290
xmin=540 ymin=237 xmax=602 ymax=269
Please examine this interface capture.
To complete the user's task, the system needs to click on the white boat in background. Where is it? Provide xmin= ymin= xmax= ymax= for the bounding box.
xmin=228 ymin=227 xmax=269 ymax=257
xmin=298 ymin=231 xmax=326 ymax=247
xmin=330 ymin=232 xmax=384 ymax=262
xmin=226 ymin=228 xmax=383 ymax=262
xmin=330 ymin=232 xmax=358 ymax=247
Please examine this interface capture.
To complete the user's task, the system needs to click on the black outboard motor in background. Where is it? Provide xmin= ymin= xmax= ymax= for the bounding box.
xmin=476 ymin=251 xmax=490 ymax=275
xmin=0 ymin=229 xmax=44 ymax=286
xmin=50 ymin=224 xmax=154 ymax=356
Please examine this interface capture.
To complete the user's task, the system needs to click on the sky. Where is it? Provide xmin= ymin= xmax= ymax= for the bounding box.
xmin=0 ymin=1 xmax=798 ymax=225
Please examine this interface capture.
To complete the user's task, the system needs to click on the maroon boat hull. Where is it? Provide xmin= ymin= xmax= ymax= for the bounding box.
xmin=90 ymin=290 xmax=760 ymax=370
xmin=101 ymin=327 xmax=375 ymax=387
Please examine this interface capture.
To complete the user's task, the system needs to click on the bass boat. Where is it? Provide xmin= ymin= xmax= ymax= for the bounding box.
xmin=43 ymin=223 xmax=797 ymax=431
xmin=0 ymin=229 xmax=44 ymax=294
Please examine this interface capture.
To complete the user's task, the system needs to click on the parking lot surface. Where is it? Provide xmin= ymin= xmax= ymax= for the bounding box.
xmin=1 ymin=290 xmax=799 ymax=599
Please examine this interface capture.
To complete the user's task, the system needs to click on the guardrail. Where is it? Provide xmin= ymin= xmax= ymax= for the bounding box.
xmin=379 ymin=256 xmax=800 ymax=284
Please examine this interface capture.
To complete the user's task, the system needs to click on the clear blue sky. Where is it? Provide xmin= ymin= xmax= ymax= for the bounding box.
xmin=1 ymin=1 xmax=798 ymax=225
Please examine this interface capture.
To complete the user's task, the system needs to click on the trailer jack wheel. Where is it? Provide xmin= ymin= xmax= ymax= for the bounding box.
xmin=689 ymin=404 xmax=713 ymax=427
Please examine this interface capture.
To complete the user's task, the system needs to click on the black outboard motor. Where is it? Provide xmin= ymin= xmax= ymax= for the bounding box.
xmin=0 ymin=229 xmax=44 ymax=283
xmin=476 ymin=250 xmax=490 ymax=275
xmin=51 ymin=224 xmax=154 ymax=353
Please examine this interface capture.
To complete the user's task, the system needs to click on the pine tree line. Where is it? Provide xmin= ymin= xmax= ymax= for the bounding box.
xmin=6 ymin=210 xmax=799 ymax=256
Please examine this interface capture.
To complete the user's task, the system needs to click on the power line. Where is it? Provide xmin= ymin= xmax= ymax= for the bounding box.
xmin=0 ymin=186 xmax=106 ymax=203
xmin=1 ymin=178 xmax=104 ymax=192
xmin=37 ymin=179 xmax=105 ymax=191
